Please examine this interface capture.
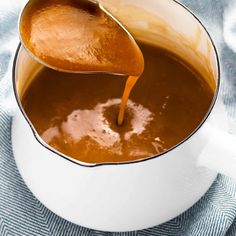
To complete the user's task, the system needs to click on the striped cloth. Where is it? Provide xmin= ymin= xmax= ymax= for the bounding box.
xmin=1 ymin=0 xmax=236 ymax=235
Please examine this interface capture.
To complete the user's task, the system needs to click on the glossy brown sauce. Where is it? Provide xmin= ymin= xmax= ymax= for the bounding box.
xmin=22 ymin=43 xmax=214 ymax=164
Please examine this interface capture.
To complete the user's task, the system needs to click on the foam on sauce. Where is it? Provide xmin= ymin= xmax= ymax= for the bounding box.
xmin=41 ymin=99 xmax=153 ymax=157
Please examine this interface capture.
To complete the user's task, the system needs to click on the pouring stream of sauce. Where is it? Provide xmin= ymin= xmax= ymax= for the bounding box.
xmin=19 ymin=0 xmax=144 ymax=125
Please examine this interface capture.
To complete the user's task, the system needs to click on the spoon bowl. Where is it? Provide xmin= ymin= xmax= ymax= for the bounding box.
xmin=18 ymin=0 xmax=144 ymax=75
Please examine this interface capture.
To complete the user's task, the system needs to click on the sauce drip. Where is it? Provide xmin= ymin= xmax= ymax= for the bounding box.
xmin=118 ymin=76 xmax=139 ymax=125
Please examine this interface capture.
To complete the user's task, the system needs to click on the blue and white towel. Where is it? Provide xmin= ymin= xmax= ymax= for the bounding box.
xmin=1 ymin=0 xmax=236 ymax=235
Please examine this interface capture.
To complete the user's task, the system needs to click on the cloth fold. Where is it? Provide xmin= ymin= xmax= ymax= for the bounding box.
xmin=1 ymin=0 xmax=236 ymax=235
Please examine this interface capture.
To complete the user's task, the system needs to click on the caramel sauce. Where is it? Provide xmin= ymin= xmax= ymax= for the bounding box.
xmin=22 ymin=43 xmax=214 ymax=164
xmin=20 ymin=0 xmax=214 ymax=163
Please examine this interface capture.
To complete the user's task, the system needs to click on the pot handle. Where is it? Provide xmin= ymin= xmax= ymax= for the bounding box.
xmin=198 ymin=124 xmax=236 ymax=179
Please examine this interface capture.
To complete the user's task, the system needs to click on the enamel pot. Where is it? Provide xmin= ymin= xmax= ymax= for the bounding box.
xmin=11 ymin=0 xmax=236 ymax=232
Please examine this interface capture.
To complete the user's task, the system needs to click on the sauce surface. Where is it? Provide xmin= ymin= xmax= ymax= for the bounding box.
xmin=22 ymin=43 xmax=214 ymax=164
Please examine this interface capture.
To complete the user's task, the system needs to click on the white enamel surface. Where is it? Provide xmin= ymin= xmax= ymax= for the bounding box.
xmin=15 ymin=46 xmax=43 ymax=100
xmin=100 ymin=0 xmax=218 ymax=89
xmin=11 ymin=0 xmax=226 ymax=232
xmin=198 ymin=123 xmax=236 ymax=179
